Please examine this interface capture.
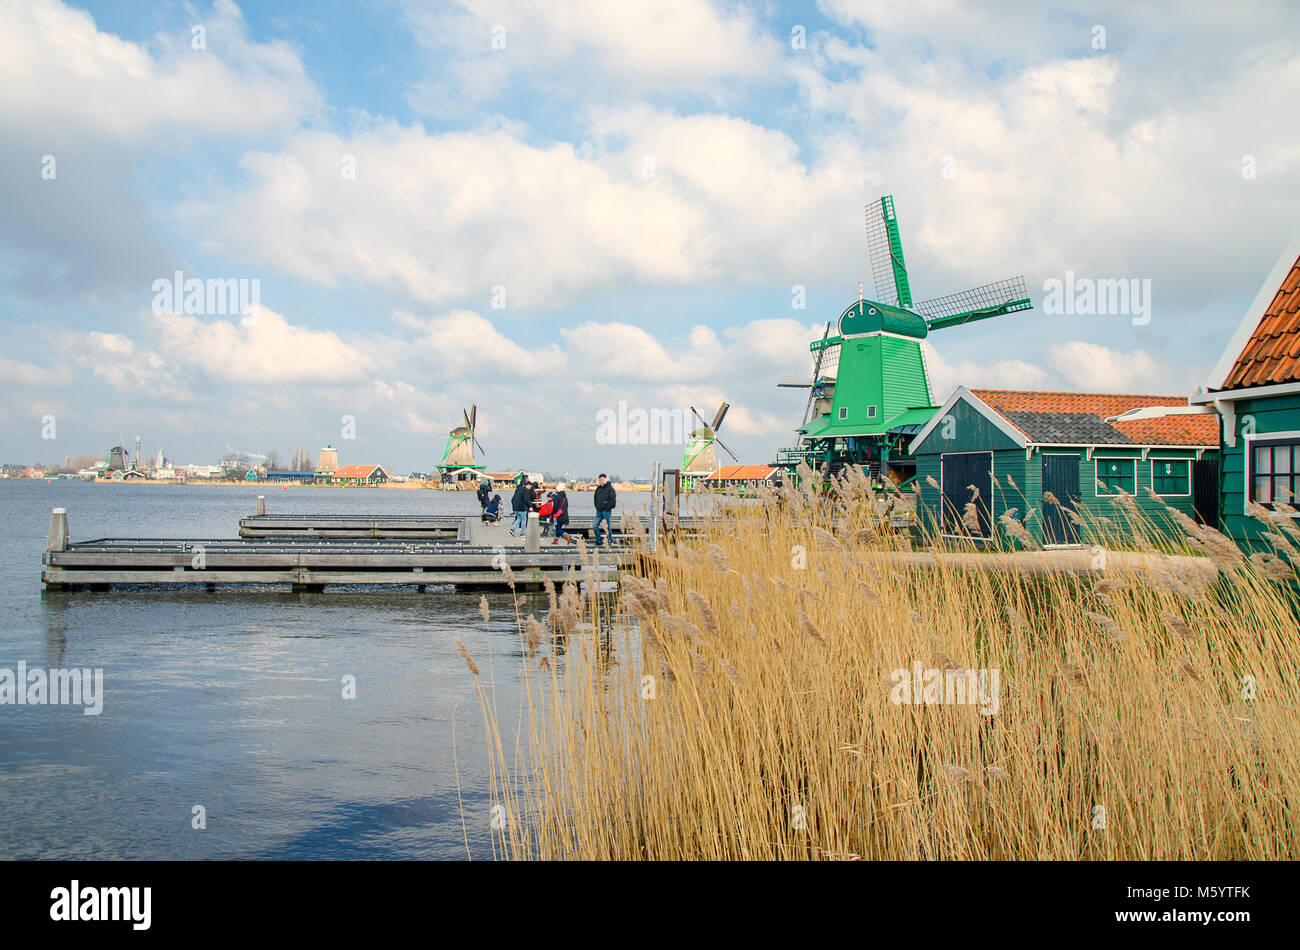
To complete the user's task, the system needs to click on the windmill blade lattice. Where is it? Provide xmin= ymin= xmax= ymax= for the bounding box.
xmin=912 ymin=276 xmax=1032 ymax=330
xmin=865 ymin=195 xmax=912 ymax=308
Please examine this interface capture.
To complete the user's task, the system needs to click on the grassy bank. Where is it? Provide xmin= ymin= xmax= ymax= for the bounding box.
xmin=463 ymin=466 xmax=1300 ymax=859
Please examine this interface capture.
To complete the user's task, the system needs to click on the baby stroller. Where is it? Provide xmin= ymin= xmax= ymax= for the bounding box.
xmin=481 ymin=494 xmax=503 ymax=524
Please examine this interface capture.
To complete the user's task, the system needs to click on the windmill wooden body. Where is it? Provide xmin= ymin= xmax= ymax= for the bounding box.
xmin=777 ymin=195 xmax=1032 ymax=486
xmin=682 ymin=402 xmax=737 ymax=487
xmin=438 ymin=405 xmax=486 ymax=481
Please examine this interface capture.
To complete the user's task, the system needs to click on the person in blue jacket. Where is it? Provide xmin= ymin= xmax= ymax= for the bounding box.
xmin=510 ymin=479 xmax=533 ymax=536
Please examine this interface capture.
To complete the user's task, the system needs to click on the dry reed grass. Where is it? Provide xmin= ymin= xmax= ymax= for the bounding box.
xmin=466 ymin=465 xmax=1300 ymax=859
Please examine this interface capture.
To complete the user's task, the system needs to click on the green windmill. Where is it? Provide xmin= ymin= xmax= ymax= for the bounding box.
xmin=681 ymin=402 xmax=737 ymax=488
xmin=437 ymin=405 xmax=485 ymax=482
xmin=776 ymin=195 xmax=1033 ymax=486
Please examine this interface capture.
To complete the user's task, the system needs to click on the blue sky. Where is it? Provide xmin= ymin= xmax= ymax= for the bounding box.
xmin=1 ymin=0 xmax=1297 ymax=475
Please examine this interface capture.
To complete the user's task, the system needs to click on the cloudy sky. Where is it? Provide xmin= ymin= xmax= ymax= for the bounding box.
xmin=1 ymin=0 xmax=1297 ymax=475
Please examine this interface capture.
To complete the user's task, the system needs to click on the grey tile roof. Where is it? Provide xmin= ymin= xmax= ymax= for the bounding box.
xmin=999 ymin=411 xmax=1136 ymax=445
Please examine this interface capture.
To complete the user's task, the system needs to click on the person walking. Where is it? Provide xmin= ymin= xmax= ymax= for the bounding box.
xmin=476 ymin=478 xmax=491 ymax=512
xmin=592 ymin=473 xmax=617 ymax=547
xmin=510 ymin=478 xmax=532 ymax=536
xmin=549 ymin=483 xmax=571 ymax=544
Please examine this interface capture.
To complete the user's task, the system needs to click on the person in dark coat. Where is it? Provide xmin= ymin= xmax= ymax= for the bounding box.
xmin=481 ymin=493 xmax=502 ymax=523
xmin=510 ymin=479 xmax=532 ymax=535
xmin=476 ymin=479 xmax=491 ymax=511
xmin=592 ymin=473 xmax=616 ymax=547
xmin=549 ymin=483 xmax=571 ymax=544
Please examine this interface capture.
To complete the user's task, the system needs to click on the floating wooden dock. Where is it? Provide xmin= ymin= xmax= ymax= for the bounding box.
xmin=41 ymin=508 xmax=629 ymax=592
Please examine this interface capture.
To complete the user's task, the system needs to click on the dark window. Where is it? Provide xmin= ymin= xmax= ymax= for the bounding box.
xmin=1152 ymin=459 xmax=1190 ymax=495
xmin=1096 ymin=458 xmax=1135 ymax=495
xmin=867 ymin=405 xmax=877 ymax=418
xmin=838 ymin=407 xmax=848 ymax=420
xmin=1251 ymin=439 xmax=1299 ymax=505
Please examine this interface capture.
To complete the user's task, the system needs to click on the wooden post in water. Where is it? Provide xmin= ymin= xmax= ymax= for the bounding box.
xmin=47 ymin=508 xmax=69 ymax=553
xmin=650 ymin=462 xmax=660 ymax=552
xmin=256 ymin=495 xmax=265 ymax=515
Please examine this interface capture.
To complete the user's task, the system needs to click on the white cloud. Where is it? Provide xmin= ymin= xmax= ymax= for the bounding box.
xmin=0 ymin=355 xmax=71 ymax=387
xmin=1044 ymin=341 xmax=1164 ymax=392
xmin=0 ymin=0 xmax=319 ymax=143
xmin=403 ymin=309 xmax=564 ymax=378
xmin=922 ymin=341 xmax=1050 ymax=402
xmin=58 ymin=330 xmax=190 ymax=400
xmin=152 ymin=306 xmax=375 ymax=384
xmin=402 ymin=0 xmax=783 ymax=116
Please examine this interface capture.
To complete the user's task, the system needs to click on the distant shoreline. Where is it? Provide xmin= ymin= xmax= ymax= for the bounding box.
xmin=8 ymin=477 xmax=653 ymax=491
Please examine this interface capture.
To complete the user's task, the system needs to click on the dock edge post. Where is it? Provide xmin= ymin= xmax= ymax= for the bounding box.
xmin=47 ymin=507 xmax=69 ymax=553
xmin=525 ymin=511 xmax=540 ymax=553
xmin=257 ymin=495 xmax=266 ymax=515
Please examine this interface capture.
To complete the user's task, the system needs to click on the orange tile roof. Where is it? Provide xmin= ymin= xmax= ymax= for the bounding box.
xmin=971 ymin=390 xmax=1217 ymax=446
xmin=331 ymin=464 xmax=386 ymax=478
xmin=704 ymin=465 xmax=777 ymax=480
xmin=1223 ymin=252 xmax=1300 ymax=389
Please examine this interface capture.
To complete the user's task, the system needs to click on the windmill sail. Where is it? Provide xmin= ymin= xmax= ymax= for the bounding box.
xmin=865 ymin=195 xmax=912 ymax=308
xmin=683 ymin=402 xmax=737 ymax=475
xmin=912 ymin=275 xmax=1032 ymax=331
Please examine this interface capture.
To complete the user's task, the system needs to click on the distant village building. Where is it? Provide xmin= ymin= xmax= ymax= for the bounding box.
xmin=264 ymin=470 xmax=316 ymax=484
xmin=329 ymin=464 xmax=389 ymax=486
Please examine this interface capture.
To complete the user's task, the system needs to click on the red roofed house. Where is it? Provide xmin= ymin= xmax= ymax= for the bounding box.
xmin=908 ymin=387 xmax=1219 ymax=544
xmin=329 ymin=464 xmax=390 ymax=486
xmin=1190 ymin=244 xmax=1300 ymax=549
xmin=702 ymin=464 xmax=780 ymax=489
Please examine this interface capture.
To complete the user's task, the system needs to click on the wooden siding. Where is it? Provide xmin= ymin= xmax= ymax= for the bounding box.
xmin=1220 ymin=391 xmax=1300 ymax=548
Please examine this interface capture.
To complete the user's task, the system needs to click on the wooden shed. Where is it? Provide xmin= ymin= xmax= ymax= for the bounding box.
xmin=908 ymin=388 xmax=1219 ymax=544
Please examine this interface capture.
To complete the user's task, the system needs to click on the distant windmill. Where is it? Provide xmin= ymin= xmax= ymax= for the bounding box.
xmin=683 ymin=402 xmax=737 ymax=479
xmin=438 ymin=405 xmax=485 ymax=479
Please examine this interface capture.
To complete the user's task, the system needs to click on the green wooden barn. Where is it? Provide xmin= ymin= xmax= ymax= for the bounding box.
xmin=1189 ymin=245 xmax=1300 ymax=550
xmin=908 ymin=388 xmax=1220 ymax=544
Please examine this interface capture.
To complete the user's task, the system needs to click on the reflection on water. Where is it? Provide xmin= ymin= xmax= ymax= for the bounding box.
xmin=0 ymin=481 xmax=640 ymax=859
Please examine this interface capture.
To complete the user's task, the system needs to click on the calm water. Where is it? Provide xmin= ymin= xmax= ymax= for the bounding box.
xmin=0 ymin=480 xmax=636 ymax=860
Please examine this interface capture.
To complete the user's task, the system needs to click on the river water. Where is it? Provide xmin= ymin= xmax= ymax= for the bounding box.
xmin=0 ymin=480 xmax=635 ymax=860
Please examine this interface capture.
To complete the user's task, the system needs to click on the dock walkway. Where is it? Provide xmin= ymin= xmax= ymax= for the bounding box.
xmin=237 ymin=512 xmax=698 ymax=539
xmin=42 ymin=525 xmax=628 ymax=592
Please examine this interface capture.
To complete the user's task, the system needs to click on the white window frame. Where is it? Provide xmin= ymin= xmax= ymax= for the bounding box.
xmin=1244 ymin=429 xmax=1300 ymax=511
xmin=1094 ymin=456 xmax=1139 ymax=497
xmin=866 ymin=405 xmax=878 ymax=419
xmin=838 ymin=407 xmax=849 ymax=420
xmin=1149 ymin=457 xmax=1191 ymax=497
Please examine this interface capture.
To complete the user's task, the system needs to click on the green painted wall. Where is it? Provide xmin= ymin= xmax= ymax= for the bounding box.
xmin=910 ymin=396 xmax=1213 ymax=544
xmin=820 ymin=334 xmax=933 ymax=437
xmin=912 ymin=399 xmax=1023 ymax=537
xmin=1220 ymin=392 xmax=1300 ymax=548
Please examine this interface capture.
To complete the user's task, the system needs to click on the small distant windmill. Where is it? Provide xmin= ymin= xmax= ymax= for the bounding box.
xmin=683 ymin=402 xmax=737 ymax=482
xmin=438 ymin=405 xmax=485 ymax=480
